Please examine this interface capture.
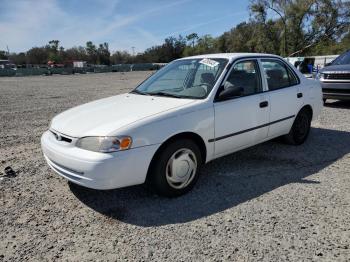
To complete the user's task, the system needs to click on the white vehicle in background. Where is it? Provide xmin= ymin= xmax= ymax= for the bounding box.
xmin=41 ymin=53 xmax=323 ymax=197
xmin=0 ymin=59 xmax=16 ymax=70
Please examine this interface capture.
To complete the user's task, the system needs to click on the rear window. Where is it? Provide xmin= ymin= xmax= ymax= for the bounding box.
xmin=261 ymin=59 xmax=299 ymax=90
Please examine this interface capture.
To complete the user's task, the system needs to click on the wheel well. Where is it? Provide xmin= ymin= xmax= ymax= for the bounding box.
xmin=146 ymin=132 xmax=207 ymax=181
xmin=301 ymin=104 xmax=313 ymax=119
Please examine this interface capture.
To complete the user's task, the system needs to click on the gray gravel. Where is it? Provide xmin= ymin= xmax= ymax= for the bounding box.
xmin=0 ymin=72 xmax=349 ymax=262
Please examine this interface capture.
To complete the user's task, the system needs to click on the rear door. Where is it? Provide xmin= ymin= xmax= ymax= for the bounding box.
xmin=260 ymin=58 xmax=303 ymax=138
xmin=213 ymin=59 xmax=270 ymax=157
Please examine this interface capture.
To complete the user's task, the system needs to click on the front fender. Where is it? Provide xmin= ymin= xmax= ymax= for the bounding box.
xmin=115 ymin=103 xmax=215 ymax=163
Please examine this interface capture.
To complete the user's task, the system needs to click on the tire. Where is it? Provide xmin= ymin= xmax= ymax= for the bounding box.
xmin=148 ymin=139 xmax=202 ymax=197
xmin=283 ymin=108 xmax=312 ymax=145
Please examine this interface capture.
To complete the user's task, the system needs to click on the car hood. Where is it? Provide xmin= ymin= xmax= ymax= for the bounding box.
xmin=51 ymin=93 xmax=196 ymax=137
xmin=320 ymin=64 xmax=350 ymax=73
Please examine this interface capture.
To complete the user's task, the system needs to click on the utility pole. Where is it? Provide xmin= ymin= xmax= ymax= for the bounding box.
xmin=131 ymin=46 xmax=135 ymax=56
xmin=6 ymin=45 xmax=10 ymax=55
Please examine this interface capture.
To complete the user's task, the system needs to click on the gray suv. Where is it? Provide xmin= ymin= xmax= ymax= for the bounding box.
xmin=316 ymin=50 xmax=350 ymax=102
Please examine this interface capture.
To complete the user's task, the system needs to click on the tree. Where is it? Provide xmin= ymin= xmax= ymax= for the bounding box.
xmin=110 ymin=51 xmax=133 ymax=64
xmin=47 ymin=40 xmax=62 ymax=63
xmin=48 ymin=40 xmax=59 ymax=52
xmin=26 ymin=47 xmax=49 ymax=64
xmin=183 ymin=35 xmax=218 ymax=56
xmin=9 ymin=52 xmax=26 ymax=65
xmin=312 ymin=30 xmax=350 ymax=55
xmin=249 ymin=0 xmax=350 ymax=56
xmin=4 ymin=1 xmax=350 ymax=67
xmin=250 ymin=0 xmax=288 ymax=56
xmin=0 ymin=50 xmax=8 ymax=59
xmin=186 ymin=33 xmax=199 ymax=48
xmin=85 ymin=41 xmax=98 ymax=64
xmin=138 ymin=35 xmax=186 ymax=63
xmin=97 ymin=42 xmax=110 ymax=65
xmin=63 ymin=46 xmax=88 ymax=62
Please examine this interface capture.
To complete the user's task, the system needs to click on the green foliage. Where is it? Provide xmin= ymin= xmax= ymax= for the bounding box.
xmin=0 ymin=50 xmax=8 ymax=59
xmin=186 ymin=33 xmax=199 ymax=48
xmin=97 ymin=42 xmax=111 ymax=65
xmin=5 ymin=0 xmax=350 ymax=65
xmin=26 ymin=47 xmax=49 ymax=64
xmin=136 ymin=35 xmax=186 ymax=63
xmin=110 ymin=51 xmax=133 ymax=64
xmin=85 ymin=41 xmax=98 ymax=64
xmin=312 ymin=31 xmax=350 ymax=55
xmin=183 ymin=35 xmax=218 ymax=56
xmin=249 ymin=0 xmax=350 ymax=56
xmin=9 ymin=52 xmax=26 ymax=65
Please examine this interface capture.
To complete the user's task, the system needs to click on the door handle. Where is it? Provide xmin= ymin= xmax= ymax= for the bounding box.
xmin=297 ymin=92 xmax=303 ymax=98
xmin=259 ymin=101 xmax=268 ymax=108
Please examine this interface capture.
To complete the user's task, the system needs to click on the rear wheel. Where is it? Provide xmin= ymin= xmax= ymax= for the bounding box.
xmin=148 ymin=139 xmax=202 ymax=197
xmin=284 ymin=108 xmax=312 ymax=145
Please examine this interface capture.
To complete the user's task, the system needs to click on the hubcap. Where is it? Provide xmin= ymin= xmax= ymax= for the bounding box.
xmin=166 ymin=148 xmax=197 ymax=189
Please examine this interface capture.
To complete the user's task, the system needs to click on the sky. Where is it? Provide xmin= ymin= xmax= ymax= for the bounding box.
xmin=0 ymin=0 xmax=251 ymax=54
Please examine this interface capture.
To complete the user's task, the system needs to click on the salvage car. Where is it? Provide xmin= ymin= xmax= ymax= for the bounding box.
xmin=316 ymin=49 xmax=350 ymax=102
xmin=41 ymin=53 xmax=323 ymax=197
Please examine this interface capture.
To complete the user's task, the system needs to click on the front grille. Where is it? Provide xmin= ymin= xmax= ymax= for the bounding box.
xmin=324 ymin=73 xmax=350 ymax=80
xmin=323 ymin=88 xmax=350 ymax=94
xmin=50 ymin=130 xmax=72 ymax=143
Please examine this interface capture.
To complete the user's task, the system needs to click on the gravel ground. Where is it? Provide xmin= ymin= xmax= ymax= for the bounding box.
xmin=0 ymin=72 xmax=349 ymax=262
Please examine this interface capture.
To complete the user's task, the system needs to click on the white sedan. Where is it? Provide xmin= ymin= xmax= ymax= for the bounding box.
xmin=41 ymin=53 xmax=323 ymax=197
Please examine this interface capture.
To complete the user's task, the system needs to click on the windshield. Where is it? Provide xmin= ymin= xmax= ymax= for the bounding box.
xmin=133 ymin=58 xmax=228 ymax=99
xmin=331 ymin=51 xmax=350 ymax=65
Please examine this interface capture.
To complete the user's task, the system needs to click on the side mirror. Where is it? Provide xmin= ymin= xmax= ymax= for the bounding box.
xmin=217 ymin=85 xmax=243 ymax=101
xmin=325 ymin=62 xmax=332 ymax=67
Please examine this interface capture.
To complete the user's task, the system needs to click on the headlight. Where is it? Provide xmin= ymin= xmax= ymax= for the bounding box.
xmin=76 ymin=136 xmax=132 ymax=153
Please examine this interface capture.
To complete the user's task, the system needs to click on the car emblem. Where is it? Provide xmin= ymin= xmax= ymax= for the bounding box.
xmin=56 ymin=134 xmax=62 ymax=141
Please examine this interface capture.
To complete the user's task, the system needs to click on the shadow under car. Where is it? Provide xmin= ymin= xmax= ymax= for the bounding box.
xmin=69 ymin=127 xmax=350 ymax=227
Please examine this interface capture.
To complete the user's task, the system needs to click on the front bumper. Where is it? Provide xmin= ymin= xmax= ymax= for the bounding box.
xmin=41 ymin=131 xmax=159 ymax=190
xmin=321 ymin=81 xmax=350 ymax=100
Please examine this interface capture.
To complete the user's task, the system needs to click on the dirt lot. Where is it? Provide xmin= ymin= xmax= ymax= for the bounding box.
xmin=0 ymin=72 xmax=349 ymax=261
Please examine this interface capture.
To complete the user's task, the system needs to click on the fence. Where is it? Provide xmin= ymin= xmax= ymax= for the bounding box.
xmin=0 ymin=63 xmax=164 ymax=77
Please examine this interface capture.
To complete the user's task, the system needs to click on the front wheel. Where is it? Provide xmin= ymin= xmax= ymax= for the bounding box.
xmin=283 ymin=108 xmax=312 ymax=145
xmin=148 ymin=139 xmax=202 ymax=197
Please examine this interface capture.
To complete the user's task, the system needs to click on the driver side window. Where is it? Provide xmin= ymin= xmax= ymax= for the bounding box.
xmin=224 ymin=60 xmax=262 ymax=97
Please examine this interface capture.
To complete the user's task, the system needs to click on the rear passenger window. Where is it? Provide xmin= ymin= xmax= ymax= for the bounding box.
xmin=261 ymin=59 xmax=299 ymax=90
xmin=224 ymin=60 xmax=261 ymax=96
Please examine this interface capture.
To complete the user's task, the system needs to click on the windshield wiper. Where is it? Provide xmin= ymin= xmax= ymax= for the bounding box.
xmin=149 ymin=91 xmax=182 ymax=98
xmin=130 ymin=89 xmax=150 ymax=96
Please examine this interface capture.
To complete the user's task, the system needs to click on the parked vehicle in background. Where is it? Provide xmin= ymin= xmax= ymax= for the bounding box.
xmin=0 ymin=59 xmax=10 ymax=69
xmin=41 ymin=53 xmax=323 ymax=197
xmin=285 ymin=55 xmax=338 ymax=78
xmin=0 ymin=59 xmax=16 ymax=70
xmin=315 ymin=50 xmax=350 ymax=102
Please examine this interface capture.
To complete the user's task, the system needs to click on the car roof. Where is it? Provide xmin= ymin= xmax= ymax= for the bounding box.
xmin=178 ymin=53 xmax=281 ymax=61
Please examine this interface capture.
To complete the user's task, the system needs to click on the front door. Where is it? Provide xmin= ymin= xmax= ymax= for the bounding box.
xmin=213 ymin=59 xmax=270 ymax=157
